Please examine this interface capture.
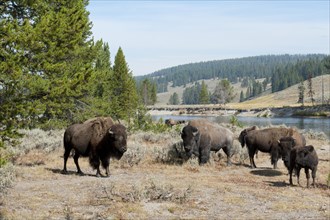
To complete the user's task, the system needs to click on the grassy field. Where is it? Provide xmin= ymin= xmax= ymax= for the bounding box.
xmin=0 ymin=125 xmax=329 ymax=219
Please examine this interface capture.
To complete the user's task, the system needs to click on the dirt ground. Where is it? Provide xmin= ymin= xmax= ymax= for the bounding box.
xmin=0 ymin=133 xmax=329 ymax=219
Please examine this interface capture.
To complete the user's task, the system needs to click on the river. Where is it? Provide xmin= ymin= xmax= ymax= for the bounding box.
xmin=151 ymin=114 xmax=330 ymax=138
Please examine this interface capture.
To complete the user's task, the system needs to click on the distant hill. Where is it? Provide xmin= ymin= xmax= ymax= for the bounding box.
xmin=155 ymin=75 xmax=330 ymax=107
xmin=229 ymin=74 xmax=330 ymax=109
xmin=136 ymin=54 xmax=326 ymax=93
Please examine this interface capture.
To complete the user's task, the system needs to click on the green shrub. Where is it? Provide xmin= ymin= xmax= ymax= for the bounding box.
xmin=229 ymin=115 xmax=243 ymax=128
xmin=130 ymin=105 xmax=172 ymax=133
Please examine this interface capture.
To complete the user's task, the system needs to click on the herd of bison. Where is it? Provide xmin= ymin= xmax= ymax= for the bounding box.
xmin=63 ymin=117 xmax=319 ymax=188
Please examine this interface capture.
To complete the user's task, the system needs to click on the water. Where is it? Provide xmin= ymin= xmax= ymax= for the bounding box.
xmin=151 ymin=114 xmax=330 ymax=138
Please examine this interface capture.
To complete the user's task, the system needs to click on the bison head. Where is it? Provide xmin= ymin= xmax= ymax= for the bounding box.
xmin=278 ymin=136 xmax=296 ymax=169
xmin=238 ymin=126 xmax=257 ymax=147
xmin=181 ymin=125 xmax=200 ymax=157
xmin=108 ymin=124 xmax=127 ymax=158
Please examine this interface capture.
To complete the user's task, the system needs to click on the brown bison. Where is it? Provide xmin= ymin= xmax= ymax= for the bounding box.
xmin=277 ymin=137 xmax=318 ymax=188
xmin=181 ymin=119 xmax=233 ymax=165
xmin=165 ymin=118 xmax=186 ymax=127
xmin=239 ymin=126 xmax=306 ymax=169
xmin=62 ymin=117 xmax=127 ymax=177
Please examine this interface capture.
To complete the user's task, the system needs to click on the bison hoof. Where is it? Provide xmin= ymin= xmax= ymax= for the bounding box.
xmin=96 ymin=172 xmax=104 ymax=177
xmin=61 ymin=170 xmax=68 ymax=174
xmin=77 ymin=171 xmax=85 ymax=176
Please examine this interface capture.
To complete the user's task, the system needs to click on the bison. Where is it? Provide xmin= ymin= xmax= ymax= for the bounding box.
xmin=181 ymin=119 xmax=233 ymax=165
xmin=62 ymin=117 xmax=127 ymax=177
xmin=239 ymin=126 xmax=306 ymax=169
xmin=165 ymin=118 xmax=186 ymax=127
xmin=277 ymin=136 xmax=318 ymax=188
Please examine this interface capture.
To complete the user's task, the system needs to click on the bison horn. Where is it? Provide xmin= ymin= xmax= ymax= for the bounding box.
xmin=192 ymin=131 xmax=199 ymax=137
xmin=109 ymin=129 xmax=114 ymax=135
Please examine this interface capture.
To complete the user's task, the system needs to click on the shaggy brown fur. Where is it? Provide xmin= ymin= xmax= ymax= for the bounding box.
xmin=165 ymin=119 xmax=186 ymax=127
xmin=181 ymin=119 xmax=234 ymax=165
xmin=239 ymin=127 xmax=306 ymax=169
xmin=63 ymin=117 xmax=127 ymax=177
xmin=277 ymin=137 xmax=318 ymax=188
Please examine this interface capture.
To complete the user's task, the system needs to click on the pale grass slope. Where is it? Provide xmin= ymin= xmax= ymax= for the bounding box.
xmin=230 ymin=74 xmax=330 ymax=109
xmin=157 ymin=75 xmax=330 ymax=109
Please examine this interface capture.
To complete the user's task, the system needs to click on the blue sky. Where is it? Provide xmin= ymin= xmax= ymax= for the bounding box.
xmin=87 ymin=1 xmax=329 ymax=76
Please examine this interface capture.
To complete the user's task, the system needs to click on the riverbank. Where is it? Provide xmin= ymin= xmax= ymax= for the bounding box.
xmin=148 ymin=105 xmax=330 ymax=118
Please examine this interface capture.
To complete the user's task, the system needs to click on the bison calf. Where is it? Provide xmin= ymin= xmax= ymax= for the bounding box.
xmin=63 ymin=117 xmax=127 ymax=177
xmin=278 ymin=137 xmax=318 ymax=188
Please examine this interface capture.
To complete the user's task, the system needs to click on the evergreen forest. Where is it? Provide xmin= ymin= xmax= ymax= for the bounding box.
xmin=136 ymin=54 xmax=329 ymax=95
xmin=0 ymin=0 xmax=156 ymax=151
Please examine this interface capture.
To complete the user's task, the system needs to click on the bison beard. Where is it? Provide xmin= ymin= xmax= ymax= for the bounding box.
xmin=89 ymin=135 xmax=125 ymax=171
xmin=62 ymin=118 xmax=127 ymax=177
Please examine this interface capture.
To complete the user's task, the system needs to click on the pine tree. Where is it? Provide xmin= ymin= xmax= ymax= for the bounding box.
xmin=0 ymin=0 xmax=95 ymax=145
xmin=307 ymin=73 xmax=315 ymax=105
xmin=211 ymin=79 xmax=236 ymax=104
xmin=297 ymin=81 xmax=305 ymax=105
xmin=150 ymin=83 xmax=157 ymax=105
xmin=245 ymin=86 xmax=251 ymax=99
xmin=92 ymin=40 xmax=112 ymax=98
xmin=169 ymin=92 xmax=180 ymax=105
xmin=80 ymin=39 xmax=115 ymax=119
xmin=239 ymin=91 xmax=245 ymax=102
xmin=111 ymin=47 xmax=138 ymax=120
xmin=199 ymin=81 xmax=210 ymax=104
xmin=138 ymin=79 xmax=157 ymax=105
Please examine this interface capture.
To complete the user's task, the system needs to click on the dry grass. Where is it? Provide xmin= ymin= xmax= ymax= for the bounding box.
xmin=156 ymin=74 xmax=330 ymax=109
xmin=0 ymin=125 xmax=329 ymax=219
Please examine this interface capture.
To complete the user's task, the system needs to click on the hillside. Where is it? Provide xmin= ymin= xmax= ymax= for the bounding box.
xmin=229 ymin=74 xmax=330 ymax=109
xmin=155 ymin=75 xmax=330 ymax=108
xmin=136 ymin=54 xmax=326 ymax=91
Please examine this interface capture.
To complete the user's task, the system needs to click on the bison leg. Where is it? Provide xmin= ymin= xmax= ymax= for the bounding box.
xmin=89 ymin=153 xmax=103 ymax=177
xmin=271 ymin=148 xmax=279 ymax=169
xmin=311 ymin=167 xmax=317 ymax=187
xmin=289 ymin=170 xmax=293 ymax=185
xmin=305 ymin=168 xmax=310 ymax=188
xmin=73 ymin=153 xmax=84 ymax=175
xmin=93 ymin=159 xmax=102 ymax=177
xmin=296 ymin=167 xmax=301 ymax=186
xmin=222 ymin=147 xmax=232 ymax=166
xmin=199 ymin=146 xmax=210 ymax=165
xmin=248 ymin=148 xmax=257 ymax=168
xmin=62 ymin=148 xmax=71 ymax=174
xmin=101 ymin=158 xmax=110 ymax=177
xmin=96 ymin=167 xmax=102 ymax=177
